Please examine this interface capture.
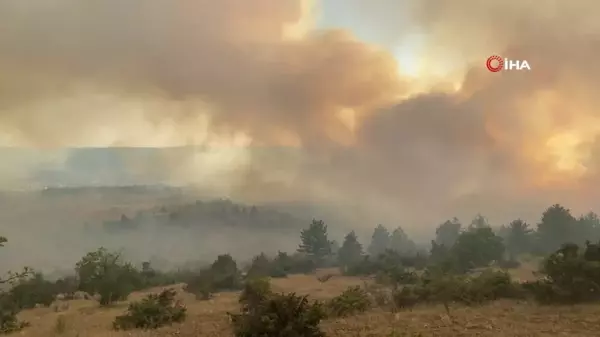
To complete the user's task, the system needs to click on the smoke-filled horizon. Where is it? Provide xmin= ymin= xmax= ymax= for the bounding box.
xmin=2 ymin=0 xmax=600 ymax=229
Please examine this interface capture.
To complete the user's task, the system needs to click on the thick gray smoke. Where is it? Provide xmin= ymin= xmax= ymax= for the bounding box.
xmin=1 ymin=0 xmax=600 ymax=272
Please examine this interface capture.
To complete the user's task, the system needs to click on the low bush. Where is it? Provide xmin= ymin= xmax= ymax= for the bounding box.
xmin=391 ymin=270 xmax=524 ymax=313
xmin=0 ymin=312 xmax=29 ymax=335
xmin=280 ymin=253 xmax=318 ymax=275
xmin=246 ymin=254 xmax=273 ymax=279
xmin=344 ymin=256 xmax=379 ymax=276
xmin=209 ymin=254 xmax=243 ymax=290
xmin=0 ymin=296 xmax=29 ymax=335
xmin=113 ymin=289 xmax=186 ymax=330
xmin=375 ymin=268 xmax=419 ymax=288
xmin=399 ymin=254 xmax=429 ymax=271
xmin=363 ymin=282 xmax=393 ymax=308
xmin=346 ymin=250 xmax=419 ymax=289
xmin=183 ymin=270 xmax=215 ymax=300
xmin=230 ymin=292 xmax=326 ymax=337
xmin=346 ymin=250 xmax=403 ymax=277
xmin=7 ymin=273 xmax=59 ymax=309
xmin=76 ymin=248 xmax=145 ymax=306
xmin=246 ymin=254 xmax=289 ymax=279
xmin=392 ymin=286 xmax=421 ymax=310
xmin=326 ymin=286 xmax=371 ymax=317
xmin=184 ymin=255 xmax=244 ymax=300
xmin=239 ymin=278 xmax=272 ymax=309
xmin=52 ymin=276 xmax=79 ymax=298
xmin=522 ymin=242 xmax=600 ymax=304
xmin=458 ymin=270 xmax=525 ymax=305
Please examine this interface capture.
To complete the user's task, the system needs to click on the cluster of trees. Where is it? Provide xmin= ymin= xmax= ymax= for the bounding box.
xmin=433 ymin=205 xmax=600 ymax=259
xmin=4 ymin=202 xmax=600 ymax=335
xmin=291 ymin=204 xmax=600 ymax=281
xmin=0 ymin=241 xmax=196 ymax=333
xmin=103 ymin=199 xmax=306 ymax=233
xmin=115 ymin=233 xmax=600 ymax=336
xmin=230 ymin=277 xmax=372 ymax=337
xmin=294 ymin=217 xmax=504 ymax=278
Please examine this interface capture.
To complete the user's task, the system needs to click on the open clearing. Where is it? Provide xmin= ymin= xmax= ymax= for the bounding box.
xmin=10 ymin=268 xmax=600 ymax=337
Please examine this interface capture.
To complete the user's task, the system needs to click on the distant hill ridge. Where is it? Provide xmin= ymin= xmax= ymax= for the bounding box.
xmin=0 ymin=146 xmax=302 ymax=188
xmin=102 ymin=198 xmax=308 ymax=233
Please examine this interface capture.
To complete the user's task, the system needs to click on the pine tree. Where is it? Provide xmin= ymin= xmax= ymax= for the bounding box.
xmin=389 ymin=227 xmax=417 ymax=255
xmin=368 ymin=224 xmax=390 ymax=256
xmin=298 ymin=220 xmax=332 ymax=263
xmin=338 ymin=231 xmax=363 ymax=270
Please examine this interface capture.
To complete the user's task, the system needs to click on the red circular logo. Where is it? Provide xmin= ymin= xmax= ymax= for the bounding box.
xmin=486 ymin=55 xmax=503 ymax=72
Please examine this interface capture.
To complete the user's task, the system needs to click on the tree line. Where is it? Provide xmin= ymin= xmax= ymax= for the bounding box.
xmin=2 ymin=202 xmax=600 ymax=335
xmin=296 ymin=204 xmax=600 ymax=274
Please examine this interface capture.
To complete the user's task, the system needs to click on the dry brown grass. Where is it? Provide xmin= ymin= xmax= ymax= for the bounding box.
xmin=9 ymin=268 xmax=600 ymax=337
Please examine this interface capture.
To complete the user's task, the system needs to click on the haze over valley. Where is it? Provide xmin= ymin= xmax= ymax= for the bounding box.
xmin=1 ymin=0 xmax=600 ymax=276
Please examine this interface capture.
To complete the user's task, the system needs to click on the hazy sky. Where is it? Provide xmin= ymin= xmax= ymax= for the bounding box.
xmin=1 ymin=0 xmax=600 ymax=229
xmin=318 ymin=1 xmax=425 ymax=76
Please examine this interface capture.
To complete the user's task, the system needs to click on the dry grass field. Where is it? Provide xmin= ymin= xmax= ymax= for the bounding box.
xmin=8 ymin=267 xmax=600 ymax=337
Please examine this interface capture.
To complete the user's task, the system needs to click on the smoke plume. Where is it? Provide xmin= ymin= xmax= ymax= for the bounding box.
xmin=1 ymin=0 xmax=600 ymax=228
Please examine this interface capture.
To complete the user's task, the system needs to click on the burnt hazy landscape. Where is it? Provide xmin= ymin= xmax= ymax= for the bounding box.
xmin=2 ymin=0 xmax=600 ymax=336
xmin=2 ymin=182 xmax=600 ymax=336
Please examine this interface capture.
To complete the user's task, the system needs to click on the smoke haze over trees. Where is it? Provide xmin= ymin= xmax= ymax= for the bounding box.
xmin=0 ymin=1 xmax=599 ymax=285
xmin=0 ymin=0 xmax=599 ymax=233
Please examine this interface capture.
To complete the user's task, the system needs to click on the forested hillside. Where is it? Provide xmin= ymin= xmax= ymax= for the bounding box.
xmin=102 ymin=199 xmax=308 ymax=234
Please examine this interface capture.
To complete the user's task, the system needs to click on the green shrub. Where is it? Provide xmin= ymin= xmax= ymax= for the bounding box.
xmin=346 ymin=250 xmax=419 ymax=287
xmin=345 ymin=256 xmax=380 ymax=276
xmin=389 ymin=269 xmax=524 ymax=314
xmin=268 ymin=268 xmax=288 ymax=278
xmin=273 ymin=252 xmax=317 ymax=275
xmin=347 ymin=253 xmax=522 ymax=313
xmin=375 ymin=268 xmax=419 ymax=288
xmin=0 ymin=296 xmax=29 ymax=335
xmin=95 ymin=264 xmax=142 ymax=305
xmin=0 ymin=312 xmax=29 ymax=335
xmin=525 ymin=242 xmax=600 ymax=304
xmin=464 ymin=270 xmax=524 ymax=304
xmin=247 ymin=253 xmax=288 ymax=279
xmin=8 ymin=273 xmax=59 ymax=309
xmin=0 ymin=236 xmax=30 ymax=334
xmin=210 ymin=254 xmax=242 ymax=290
xmin=52 ymin=276 xmax=79 ymax=297
xmin=392 ymin=286 xmax=421 ymax=310
xmin=363 ymin=282 xmax=393 ymax=308
xmin=247 ymin=254 xmax=273 ymax=279
xmin=399 ymin=254 xmax=429 ymax=271
xmin=76 ymin=248 xmax=144 ymax=306
xmin=521 ymin=280 xmax=558 ymax=304
xmin=137 ymin=262 xmax=180 ymax=288
xmin=345 ymin=250 xmax=400 ymax=277
xmin=183 ymin=270 xmax=215 ymax=300
xmin=239 ymin=278 xmax=272 ymax=309
xmin=113 ymin=289 xmax=186 ymax=330
xmin=451 ymin=227 xmax=505 ymax=272
xmin=230 ymin=292 xmax=326 ymax=337
xmin=184 ymin=255 xmax=243 ymax=300
xmin=420 ymin=273 xmax=467 ymax=314
xmin=326 ymin=286 xmax=371 ymax=317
